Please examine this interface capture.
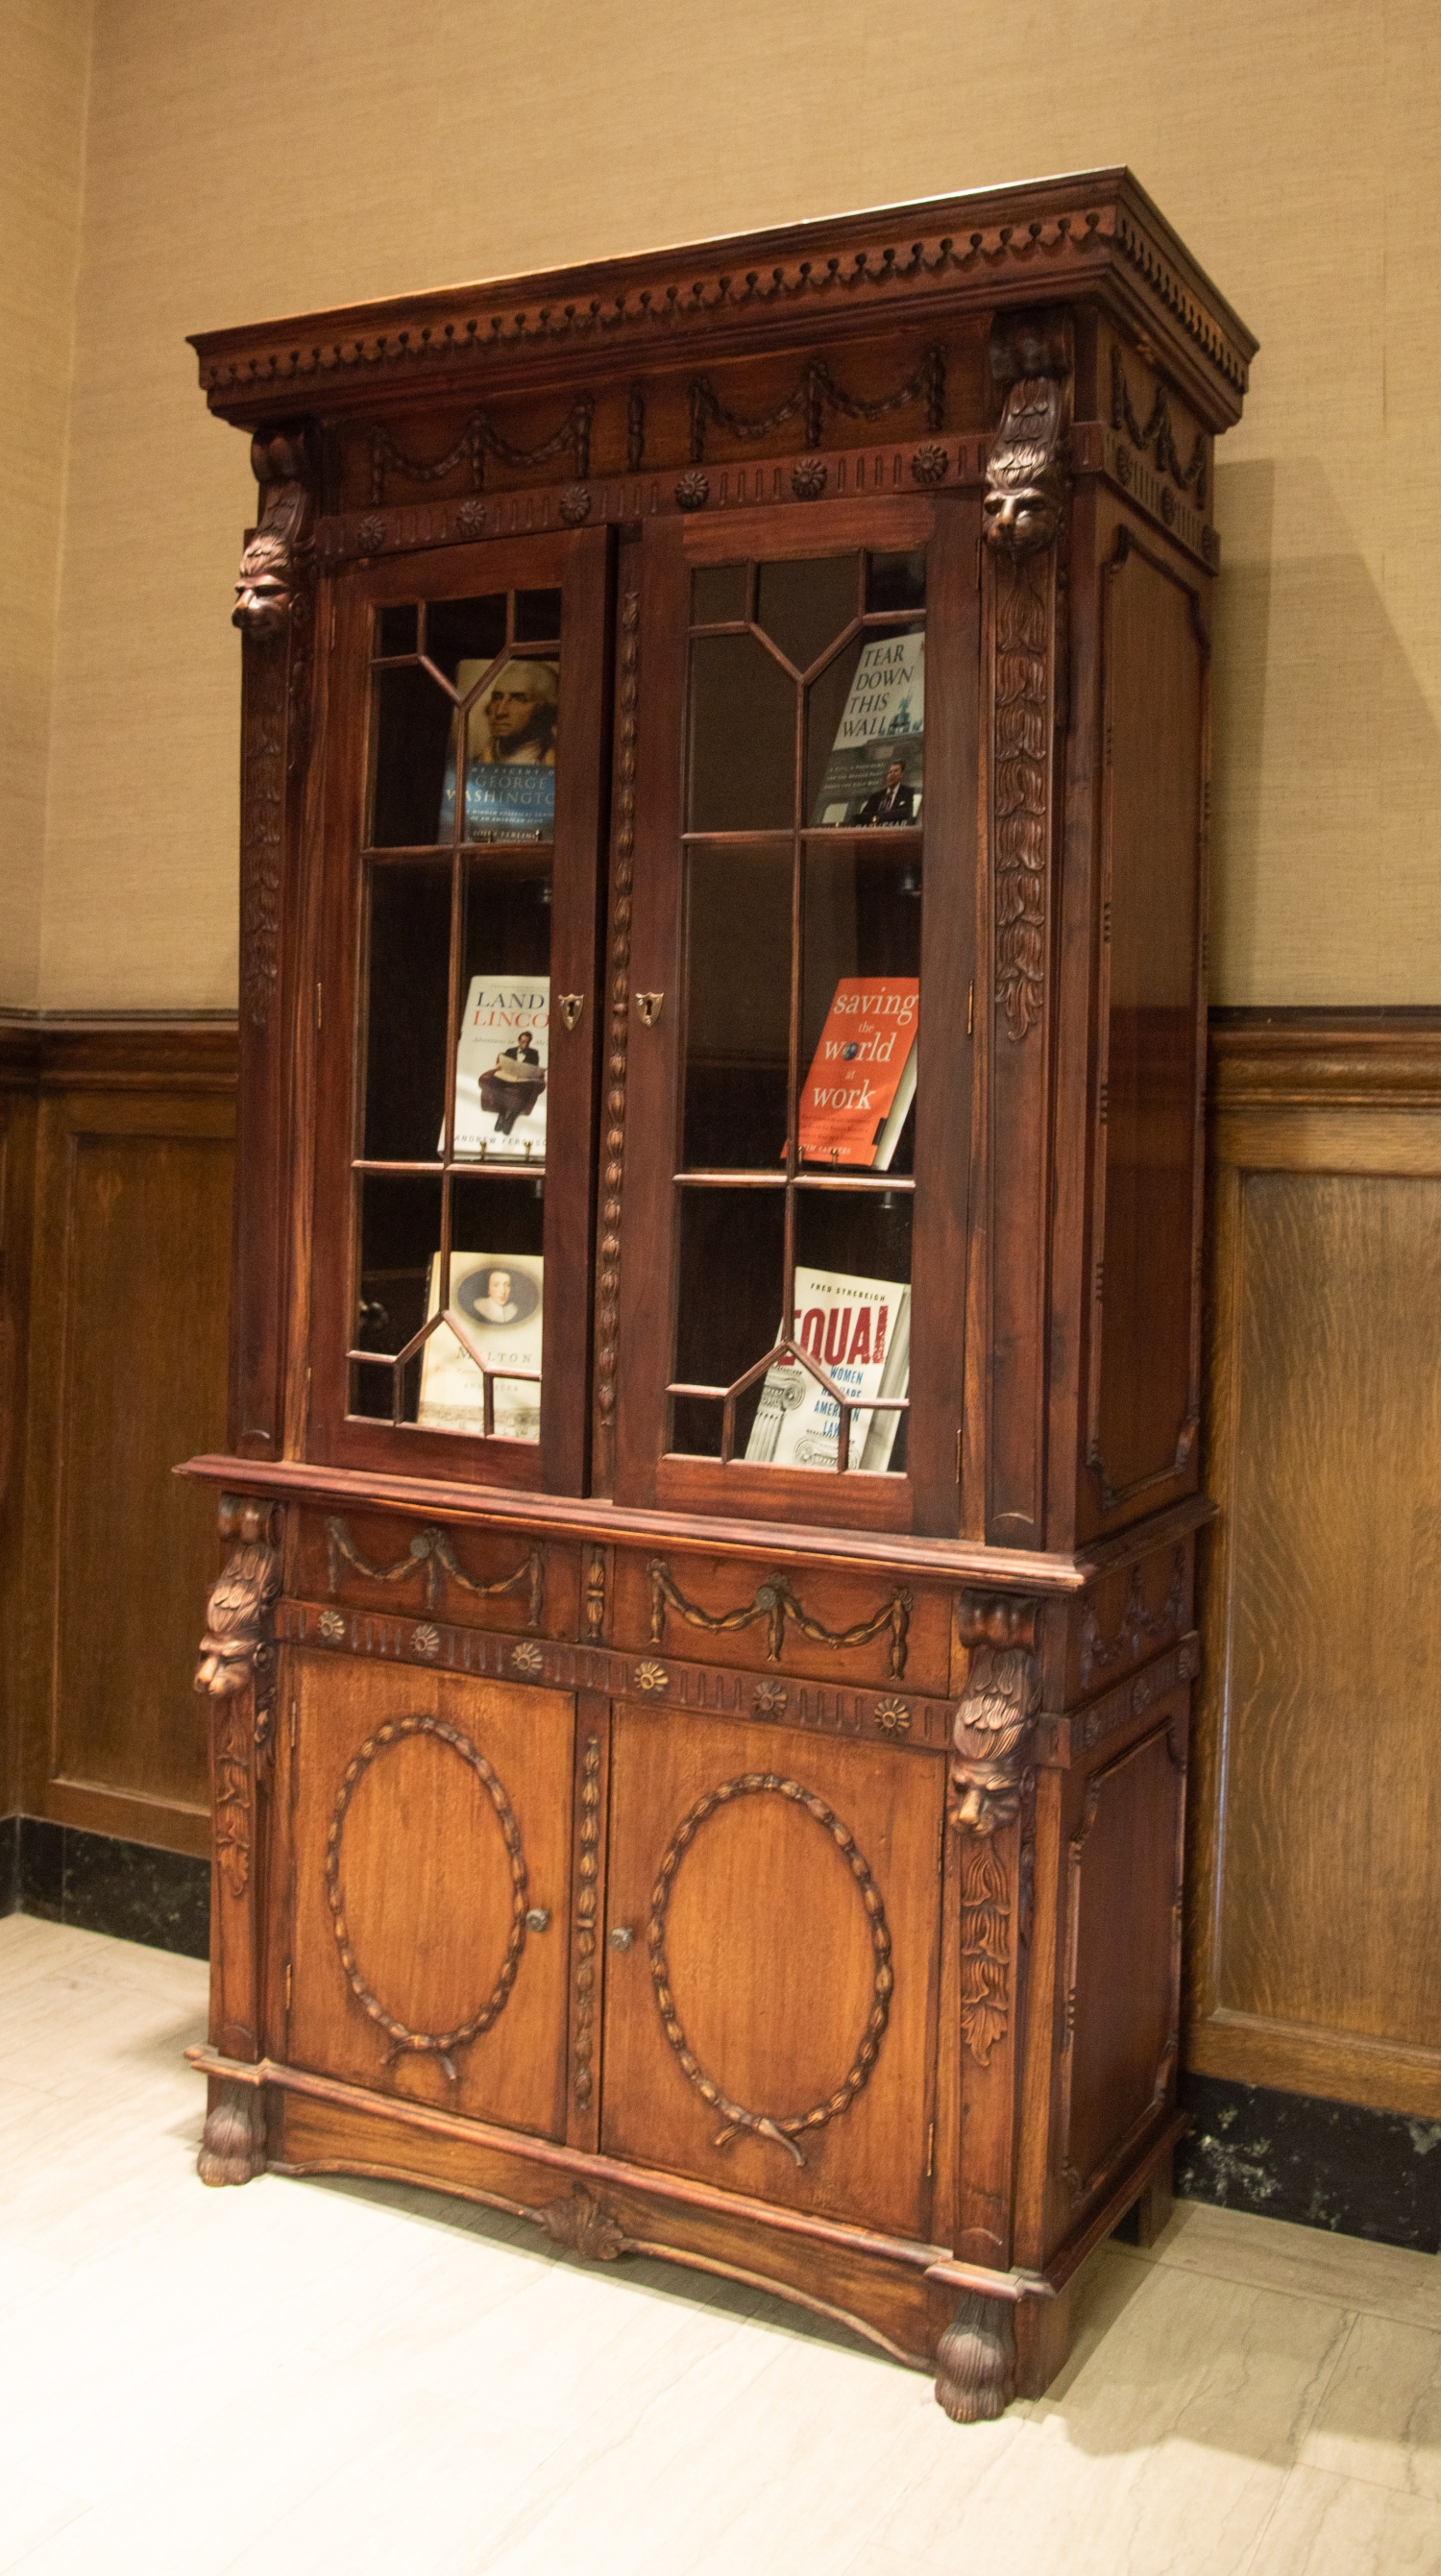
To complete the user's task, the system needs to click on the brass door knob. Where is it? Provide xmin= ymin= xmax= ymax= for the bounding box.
xmin=608 ymin=1925 xmax=633 ymax=1953
xmin=525 ymin=1908 xmax=551 ymax=1932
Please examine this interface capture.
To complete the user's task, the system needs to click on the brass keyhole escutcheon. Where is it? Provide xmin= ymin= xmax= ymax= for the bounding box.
xmin=557 ymin=993 xmax=584 ymax=1033
xmin=634 ymin=992 xmax=664 ymax=1028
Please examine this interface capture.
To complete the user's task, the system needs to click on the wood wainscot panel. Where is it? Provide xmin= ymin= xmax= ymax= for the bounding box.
xmin=0 ymin=1030 xmax=40 ymax=1817
xmin=11 ymin=1021 xmax=237 ymax=1859
xmin=1188 ymin=1013 xmax=1441 ymax=2118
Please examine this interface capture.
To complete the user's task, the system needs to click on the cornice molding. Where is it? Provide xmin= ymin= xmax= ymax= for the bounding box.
xmin=190 ymin=172 xmax=1255 ymax=435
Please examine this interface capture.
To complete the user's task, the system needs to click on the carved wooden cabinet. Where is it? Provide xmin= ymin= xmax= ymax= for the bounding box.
xmin=184 ymin=169 xmax=1254 ymax=2420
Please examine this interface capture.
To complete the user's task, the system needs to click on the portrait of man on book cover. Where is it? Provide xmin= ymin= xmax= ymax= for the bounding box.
xmin=457 ymin=1263 xmax=541 ymax=1330
xmin=857 ymin=760 xmax=916 ymax=826
xmin=440 ymin=659 xmax=559 ymax=842
xmin=469 ymin=659 xmax=558 ymax=768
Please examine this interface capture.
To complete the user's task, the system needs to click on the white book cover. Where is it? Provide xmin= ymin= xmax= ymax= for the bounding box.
xmin=416 ymin=1251 xmax=543 ymax=1442
xmin=441 ymin=977 xmax=550 ymax=1161
xmin=744 ymin=1266 xmax=911 ymax=1473
xmin=812 ymin=631 xmax=925 ymax=828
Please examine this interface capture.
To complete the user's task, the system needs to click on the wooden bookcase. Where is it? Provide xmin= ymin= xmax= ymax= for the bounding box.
xmin=183 ymin=169 xmax=1254 ymax=2420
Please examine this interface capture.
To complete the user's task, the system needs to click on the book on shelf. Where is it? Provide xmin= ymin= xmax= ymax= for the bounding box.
xmin=440 ymin=977 xmax=550 ymax=1160
xmin=744 ymin=1266 xmax=911 ymax=1474
xmin=437 ymin=657 xmax=558 ymax=842
xmin=811 ymin=630 xmax=924 ymax=827
xmin=416 ymin=1251 xmax=543 ymax=1442
xmin=797 ymin=977 xmax=918 ymax=1168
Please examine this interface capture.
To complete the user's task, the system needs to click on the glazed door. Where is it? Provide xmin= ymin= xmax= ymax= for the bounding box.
xmin=282 ymin=1651 xmax=574 ymax=2138
xmin=599 ymin=1705 xmax=943 ymax=2241
xmin=610 ymin=494 xmax=978 ymax=1536
xmin=308 ymin=525 xmax=612 ymax=1494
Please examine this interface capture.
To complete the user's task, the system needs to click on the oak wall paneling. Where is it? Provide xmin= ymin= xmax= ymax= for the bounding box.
xmin=0 ymin=1029 xmax=40 ymax=1819
xmin=1187 ymin=1011 xmax=1441 ymax=2121
xmin=3 ymin=1017 xmax=237 ymax=1860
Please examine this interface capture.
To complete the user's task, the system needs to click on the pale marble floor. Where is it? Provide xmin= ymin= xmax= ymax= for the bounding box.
xmin=1 ymin=1917 xmax=1440 ymax=2574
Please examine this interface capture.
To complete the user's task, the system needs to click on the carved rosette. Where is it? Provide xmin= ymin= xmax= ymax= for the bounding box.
xmin=195 ymin=1495 xmax=282 ymax=1898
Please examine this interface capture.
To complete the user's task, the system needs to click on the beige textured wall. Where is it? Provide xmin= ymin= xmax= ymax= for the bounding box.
xmin=32 ymin=0 xmax=1441 ymax=1007
xmin=0 ymin=0 xmax=92 ymax=1009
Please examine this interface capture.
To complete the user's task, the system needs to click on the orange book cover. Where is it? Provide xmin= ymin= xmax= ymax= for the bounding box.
xmin=796 ymin=978 xmax=919 ymax=1168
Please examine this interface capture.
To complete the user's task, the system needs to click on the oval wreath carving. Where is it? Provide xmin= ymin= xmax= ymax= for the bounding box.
xmin=647 ymin=1771 xmax=893 ymax=2167
xmin=325 ymin=1714 xmax=527 ymax=2076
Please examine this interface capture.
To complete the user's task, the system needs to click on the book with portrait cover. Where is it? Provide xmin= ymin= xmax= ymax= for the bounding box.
xmin=416 ymin=1252 xmax=543 ymax=1442
xmin=797 ymin=978 xmax=918 ymax=1168
xmin=744 ymin=1266 xmax=911 ymax=1474
xmin=441 ymin=977 xmax=550 ymax=1161
xmin=437 ymin=657 xmax=558 ymax=842
xmin=811 ymin=631 xmax=924 ymax=827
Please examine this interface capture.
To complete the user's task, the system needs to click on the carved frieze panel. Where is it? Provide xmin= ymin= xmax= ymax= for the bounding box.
xmin=613 ymin=1552 xmax=950 ymax=1695
xmin=276 ymin=1598 xmax=957 ymax=1749
xmin=314 ymin=434 xmax=988 ymax=569
xmin=289 ymin=1509 xmax=575 ymax=1635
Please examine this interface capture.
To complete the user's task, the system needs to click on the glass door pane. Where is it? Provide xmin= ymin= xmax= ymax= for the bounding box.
xmin=668 ymin=547 xmax=925 ymax=1479
xmin=311 ymin=529 xmax=608 ymax=1494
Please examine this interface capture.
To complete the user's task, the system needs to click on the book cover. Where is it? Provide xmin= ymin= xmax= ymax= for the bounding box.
xmin=797 ymin=978 xmax=919 ymax=1169
xmin=744 ymin=1266 xmax=912 ymax=1473
xmin=811 ymin=631 xmax=924 ymax=827
xmin=443 ymin=977 xmax=550 ymax=1161
xmin=416 ymin=1251 xmax=543 ymax=1442
xmin=438 ymin=657 xmax=558 ymax=842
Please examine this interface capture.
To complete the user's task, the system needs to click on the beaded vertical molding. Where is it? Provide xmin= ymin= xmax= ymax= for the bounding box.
xmin=593 ymin=588 xmax=640 ymax=1483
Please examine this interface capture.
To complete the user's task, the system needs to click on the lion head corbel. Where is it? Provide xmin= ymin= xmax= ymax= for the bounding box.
xmin=233 ymin=425 xmax=317 ymax=639
xmin=983 ymin=313 xmax=1073 ymax=559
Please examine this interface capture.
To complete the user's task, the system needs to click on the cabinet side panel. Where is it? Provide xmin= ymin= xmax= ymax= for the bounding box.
xmin=1088 ymin=530 xmax=1204 ymax=1516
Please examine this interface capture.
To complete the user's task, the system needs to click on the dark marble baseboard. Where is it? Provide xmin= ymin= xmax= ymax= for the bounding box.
xmin=1177 ymin=2070 xmax=1441 ymax=2254
xmin=0 ymin=1814 xmax=208 ymax=1959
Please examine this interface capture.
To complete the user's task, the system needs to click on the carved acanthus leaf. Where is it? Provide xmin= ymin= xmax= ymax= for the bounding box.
xmin=537 ymin=2186 xmax=630 ymax=2262
xmin=949 ymin=1592 xmax=1042 ymax=1839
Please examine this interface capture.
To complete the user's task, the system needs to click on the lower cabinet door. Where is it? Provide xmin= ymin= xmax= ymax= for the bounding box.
xmin=284 ymin=1650 xmax=574 ymax=2139
xmin=600 ymin=1706 xmax=943 ymax=2241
